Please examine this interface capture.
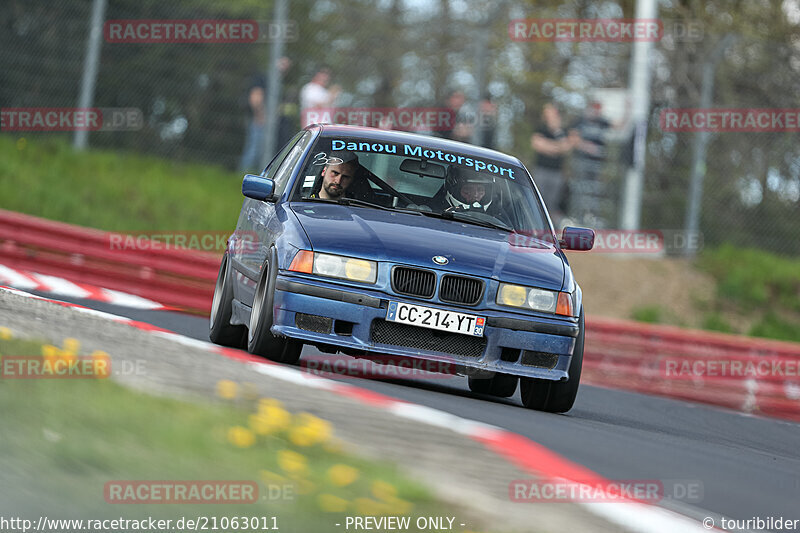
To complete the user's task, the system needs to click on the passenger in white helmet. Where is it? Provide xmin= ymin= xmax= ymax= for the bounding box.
xmin=431 ymin=166 xmax=500 ymax=216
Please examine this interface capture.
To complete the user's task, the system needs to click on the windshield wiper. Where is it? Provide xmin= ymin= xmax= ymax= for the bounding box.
xmin=298 ymin=196 xmax=421 ymax=214
xmin=298 ymin=196 xmax=389 ymax=210
xmin=451 ymin=213 xmax=514 ymax=232
xmin=416 ymin=210 xmax=514 ymax=233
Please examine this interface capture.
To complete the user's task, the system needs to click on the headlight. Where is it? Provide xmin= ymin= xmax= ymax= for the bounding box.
xmin=289 ymin=251 xmax=377 ymax=284
xmin=497 ymin=283 xmax=573 ymax=316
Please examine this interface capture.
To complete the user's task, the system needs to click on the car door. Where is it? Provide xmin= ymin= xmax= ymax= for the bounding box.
xmin=232 ymin=131 xmax=313 ymax=306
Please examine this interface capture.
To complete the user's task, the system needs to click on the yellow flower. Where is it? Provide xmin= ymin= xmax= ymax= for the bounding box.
xmin=249 ymin=414 xmax=270 ymax=435
xmin=277 ymin=449 xmax=308 ymax=475
xmin=227 ymin=426 xmax=255 ymax=448
xmin=328 ymin=464 xmax=359 ymax=487
xmin=353 ymin=497 xmax=385 ymax=516
xmin=290 ymin=413 xmax=332 ymax=446
xmin=371 ymin=480 xmax=397 ymax=502
xmin=385 ymin=497 xmax=413 ymax=515
xmin=258 ymin=398 xmax=283 ymax=411
xmin=91 ymin=351 xmax=111 ymax=378
xmin=0 ymin=327 xmax=12 ymax=340
xmin=216 ymin=380 xmax=238 ymax=400
xmin=62 ymin=338 xmax=80 ymax=355
xmin=259 ymin=470 xmax=286 ymax=485
xmin=251 ymin=404 xmax=291 ymax=434
xmin=318 ymin=494 xmax=349 ymax=512
xmin=288 ymin=425 xmax=317 ymax=446
xmin=59 ymin=350 xmax=77 ymax=366
xmin=41 ymin=344 xmax=60 ymax=358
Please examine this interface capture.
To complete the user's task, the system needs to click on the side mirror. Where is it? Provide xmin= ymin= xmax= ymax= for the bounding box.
xmin=242 ymin=174 xmax=276 ymax=202
xmin=560 ymin=227 xmax=595 ymax=251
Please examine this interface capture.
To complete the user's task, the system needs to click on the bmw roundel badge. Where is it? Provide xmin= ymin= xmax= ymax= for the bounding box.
xmin=432 ymin=255 xmax=448 ymax=265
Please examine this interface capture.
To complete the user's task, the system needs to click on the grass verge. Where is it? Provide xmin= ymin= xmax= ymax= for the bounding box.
xmin=0 ymin=333 xmax=480 ymax=532
xmin=0 ymin=135 xmax=243 ymax=232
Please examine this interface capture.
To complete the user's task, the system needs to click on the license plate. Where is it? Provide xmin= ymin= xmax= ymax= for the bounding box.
xmin=386 ymin=301 xmax=485 ymax=337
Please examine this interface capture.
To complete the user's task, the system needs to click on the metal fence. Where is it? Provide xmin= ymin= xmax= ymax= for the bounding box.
xmin=2 ymin=0 xmax=798 ymax=255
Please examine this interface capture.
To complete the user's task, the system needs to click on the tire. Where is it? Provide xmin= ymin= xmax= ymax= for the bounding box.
xmin=520 ymin=309 xmax=584 ymax=413
xmin=468 ymin=373 xmax=518 ymax=398
xmin=209 ymin=253 xmax=246 ymax=347
xmin=247 ymin=248 xmax=302 ymax=365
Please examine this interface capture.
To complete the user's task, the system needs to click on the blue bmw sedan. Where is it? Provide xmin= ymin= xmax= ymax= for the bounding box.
xmin=210 ymin=124 xmax=594 ymax=412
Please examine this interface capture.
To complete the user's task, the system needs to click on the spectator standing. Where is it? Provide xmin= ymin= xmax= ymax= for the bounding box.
xmin=299 ymin=66 xmax=340 ymax=126
xmin=568 ymin=99 xmax=612 ymax=225
xmin=570 ymin=99 xmax=611 ymax=180
xmin=530 ymin=103 xmax=577 ymax=225
xmin=239 ymin=57 xmax=291 ymax=172
xmin=440 ymin=90 xmax=471 ymax=141
xmin=476 ymin=94 xmax=497 ymax=149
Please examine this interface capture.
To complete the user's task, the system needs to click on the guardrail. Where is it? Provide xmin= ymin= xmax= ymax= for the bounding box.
xmin=1 ymin=209 xmax=798 ymax=421
xmin=583 ymin=318 xmax=800 ymax=422
xmin=0 ymin=209 xmax=219 ymax=313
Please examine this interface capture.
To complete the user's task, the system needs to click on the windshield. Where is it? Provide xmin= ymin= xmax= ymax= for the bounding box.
xmin=291 ymin=135 xmax=553 ymax=238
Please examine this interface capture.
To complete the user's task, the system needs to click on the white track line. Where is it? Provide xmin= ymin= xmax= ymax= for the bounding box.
xmin=0 ymin=264 xmax=39 ymax=289
xmin=31 ymin=273 xmax=91 ymax=299
xmin=0 ymin=263 xmax=165 ymax=310
xmin=102 ymin=288 xmax=165 ymax=310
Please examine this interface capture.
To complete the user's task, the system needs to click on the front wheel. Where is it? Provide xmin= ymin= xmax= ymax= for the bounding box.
xmin=520 ymin=309 xmax=584 ymax=413
xmin=468 ymin=373 xmax=518 ymax=398
xmin=209 ymin=253 xmax=246 ymax=347
xmin=247 ymin=249 xmax=302 ymax=365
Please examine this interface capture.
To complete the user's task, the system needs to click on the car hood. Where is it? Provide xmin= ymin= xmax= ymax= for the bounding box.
xmin=290 ymin=203 xmax=565 ymax=290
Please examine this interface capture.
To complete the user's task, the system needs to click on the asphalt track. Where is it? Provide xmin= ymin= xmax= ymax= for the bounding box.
xmin=27 ymin=291 xmax=800 ymax=529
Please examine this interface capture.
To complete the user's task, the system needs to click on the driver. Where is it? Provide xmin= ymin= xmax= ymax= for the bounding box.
xmin=309 ymin=151 xmax=360 ymax=200
xmin=432 ymin=165 xmax=499 ymax=214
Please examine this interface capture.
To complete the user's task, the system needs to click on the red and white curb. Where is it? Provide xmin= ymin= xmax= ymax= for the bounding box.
xmin=0 ymin=264 xmax=166 ymax=310
xmin=0 ymin=285 xmax=715 ymax=532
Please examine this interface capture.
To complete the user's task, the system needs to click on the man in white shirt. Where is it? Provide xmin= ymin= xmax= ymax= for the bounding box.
xmin=300 ymin=67 xmax=340 ymax=126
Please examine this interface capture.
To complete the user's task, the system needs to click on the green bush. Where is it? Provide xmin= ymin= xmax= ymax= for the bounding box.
xmin=701 ymin=312 xmax=735 ymax=333
xmin=698 ymin=244 xmax=800 ymax=312
xmin=748 ymin=312 xmax=800 ymax=343
xmin=631 ymin=305 xmax=663 ymax=324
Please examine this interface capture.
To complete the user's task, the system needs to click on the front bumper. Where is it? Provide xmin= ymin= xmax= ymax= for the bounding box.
xmin=271 ymin=274 xmax=579 ymax=381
